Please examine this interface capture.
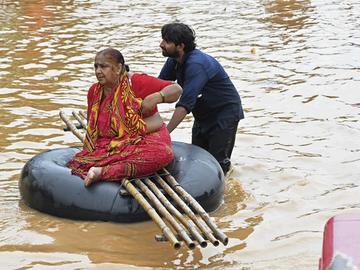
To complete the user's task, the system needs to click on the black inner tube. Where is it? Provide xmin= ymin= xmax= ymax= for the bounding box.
xmin=19 ymin=141 xmax=224 ymax=223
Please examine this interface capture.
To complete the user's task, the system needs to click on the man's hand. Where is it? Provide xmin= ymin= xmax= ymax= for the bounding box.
xmin=167 ymin=106 xmax=188 ymax=133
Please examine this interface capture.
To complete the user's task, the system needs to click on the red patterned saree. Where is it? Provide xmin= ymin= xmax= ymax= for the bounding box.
xmin=67 ymin=73 xmax=174 ymax=181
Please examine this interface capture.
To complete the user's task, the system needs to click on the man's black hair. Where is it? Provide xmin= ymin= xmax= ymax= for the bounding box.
xmin=161 ymin=23 xmax=196 ymax=53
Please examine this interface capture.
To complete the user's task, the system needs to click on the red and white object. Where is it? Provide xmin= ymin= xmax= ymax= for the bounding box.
xmin=319 ymin=213 xmax=360 ymax=270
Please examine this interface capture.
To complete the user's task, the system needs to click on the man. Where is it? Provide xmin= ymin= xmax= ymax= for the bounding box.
xmin=158 ymin=22 xmax=244 ymax=174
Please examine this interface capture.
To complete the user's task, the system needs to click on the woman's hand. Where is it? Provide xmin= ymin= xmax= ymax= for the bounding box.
xmin=143 ymin=112 xmax=164 ymax=133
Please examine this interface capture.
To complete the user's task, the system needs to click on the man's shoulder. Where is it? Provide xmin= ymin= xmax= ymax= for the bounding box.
xmin=187 ymin=49 xmax=208 ymax=59
xmin=185 ymin=50 xmax=223 ymax=78
xmin=187 ymin=49 xmax=217 ymax=65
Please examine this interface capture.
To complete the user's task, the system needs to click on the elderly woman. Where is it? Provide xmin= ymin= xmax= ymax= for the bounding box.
xmin=67 ymin=48 xmax=182 ymax=187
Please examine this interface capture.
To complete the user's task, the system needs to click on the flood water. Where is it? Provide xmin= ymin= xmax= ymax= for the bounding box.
xmin=1 ymin=0 xmax=360 ymax=269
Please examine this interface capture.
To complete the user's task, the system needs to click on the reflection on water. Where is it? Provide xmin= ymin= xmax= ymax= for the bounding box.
xmin=262 ymin=0 xmax=313 ymax=30
xmin=0 ymin=0 xmax=359 ymax=269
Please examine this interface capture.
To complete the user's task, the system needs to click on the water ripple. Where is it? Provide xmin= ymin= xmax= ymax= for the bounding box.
xmin=0 ymin=0 xmax=360 ymax=269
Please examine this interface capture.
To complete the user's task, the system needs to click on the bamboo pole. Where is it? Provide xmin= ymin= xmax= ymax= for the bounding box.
xmin=122 ymin=178 xmax=181 ymax=250
xmin=134 ymin=179 xmax=195 ymax=249
xmin=154 ymin=173 xmax=218 ymax=247
xmin=59 ymin=110 xmax=226 ymax=248
xmin=79 ymin=110 xmax=87 ymax=120
xmin=143 ymin=178 xmax=205 ymax=248
xmin=60 ymin=111 xmax=181 ymax=248
xmin=59 ymin=110 xmax=85 ymax=142
xmin=146 ymin=177 xmax=207 ymax=247
xmin=72 ymin=110 xmax=87 ymax=129
xmin=162 ymin=169 xmax=229 ymax=246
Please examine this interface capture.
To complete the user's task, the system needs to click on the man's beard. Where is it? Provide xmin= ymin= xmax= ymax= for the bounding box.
xmin=162 ymin=48 xmax=180 ymax=58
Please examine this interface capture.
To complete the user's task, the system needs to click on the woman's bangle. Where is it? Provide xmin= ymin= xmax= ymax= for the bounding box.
xmin=159 ymin=90 xmax=165 ymax=103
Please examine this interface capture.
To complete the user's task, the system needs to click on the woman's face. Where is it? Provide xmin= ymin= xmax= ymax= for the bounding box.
xmin=94 ymin=53 xmax=122 ymax=88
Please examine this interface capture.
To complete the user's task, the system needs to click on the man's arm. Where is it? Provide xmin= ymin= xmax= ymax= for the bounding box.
xmin=166 ymin=106 xmax=188 ymax=133
xmin=165 ymin=63 xmax=208 ymax=133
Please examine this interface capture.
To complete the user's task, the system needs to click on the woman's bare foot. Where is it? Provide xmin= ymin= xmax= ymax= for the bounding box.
xmin=84 ymin=167 xmax=103 ymax=187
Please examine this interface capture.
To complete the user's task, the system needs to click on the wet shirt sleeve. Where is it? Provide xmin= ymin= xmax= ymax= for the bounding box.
xmin=176 ymin=63 xmax=208 ymax=113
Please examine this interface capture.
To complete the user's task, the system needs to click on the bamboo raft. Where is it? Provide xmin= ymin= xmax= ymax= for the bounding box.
xmin=60 ymin=110 xmax=228 ymax=249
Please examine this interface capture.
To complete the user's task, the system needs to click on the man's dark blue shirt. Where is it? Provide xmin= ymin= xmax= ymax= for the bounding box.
xmin=159 ymin=49 xmax=244 ymax=133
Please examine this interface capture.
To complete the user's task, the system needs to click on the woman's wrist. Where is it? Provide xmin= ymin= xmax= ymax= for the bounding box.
xmin=159 ymin=90 xmax=166 ymax=103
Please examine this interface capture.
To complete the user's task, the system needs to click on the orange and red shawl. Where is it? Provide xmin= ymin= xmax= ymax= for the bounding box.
xmin=84 ymin=73 xmax=146 ymax=154
xmin=68 ymin=75 xmax=173 ymax=180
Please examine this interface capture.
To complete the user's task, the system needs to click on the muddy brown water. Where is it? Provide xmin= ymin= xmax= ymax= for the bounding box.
xmin=0 ymin=1 xmax=359 ymax=269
